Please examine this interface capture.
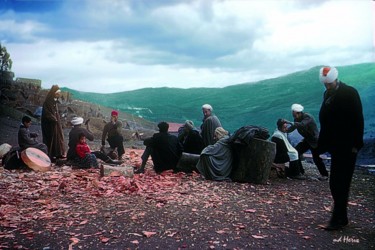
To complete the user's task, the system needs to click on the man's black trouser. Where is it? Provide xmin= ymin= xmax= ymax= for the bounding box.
xmin=295 ymin=140 xmax=328 ymax=176
xmin=329 ymin=149 xmax=357 ymax=223
xmin=107 ymin=135 xmax=125 ymax=159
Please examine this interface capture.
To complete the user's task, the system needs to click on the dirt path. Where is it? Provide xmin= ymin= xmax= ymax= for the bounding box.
xmin=1 ymin=116 xmax=374 ymax=249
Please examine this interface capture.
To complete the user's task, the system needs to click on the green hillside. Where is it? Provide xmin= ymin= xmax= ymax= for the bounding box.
xmin=62 ymin=63 xmax=375 ymax=137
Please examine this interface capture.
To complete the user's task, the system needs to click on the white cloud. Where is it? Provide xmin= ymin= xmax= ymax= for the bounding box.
xmin=1 ymin=0 xmax=374 ymax=93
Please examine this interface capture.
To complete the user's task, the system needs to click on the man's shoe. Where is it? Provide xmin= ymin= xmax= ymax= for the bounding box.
xmin=323 ymin=218 xmax=348 ymax=231
xmin=289 ymin=174 xmax=306 ymax=180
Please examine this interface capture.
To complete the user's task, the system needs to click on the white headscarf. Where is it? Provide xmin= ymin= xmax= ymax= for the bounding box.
xmin=184 ymin=120 xmax=194 ymax=130
xmin=291 ymin=104 xmax=304 ymax=112
xmin=202 ymin=104 xmax=213 ymax=111
xmin=319 ymin=66 xmax=338 ymax=84
xmin=71 ymin=117 xmax=84 ymax=126
xmin=215 ymin=127 xmax=228 ymax=140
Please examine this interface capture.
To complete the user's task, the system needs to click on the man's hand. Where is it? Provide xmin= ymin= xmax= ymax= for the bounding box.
xmin=284 ymin=119 xmax=293 ymax=125
xmin=30 ymin=132 xmax=38 ymax=138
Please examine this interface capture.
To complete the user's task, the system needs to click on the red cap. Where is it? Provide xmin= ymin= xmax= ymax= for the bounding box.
xmin=111 ymin=110 xmax=119 ymax=116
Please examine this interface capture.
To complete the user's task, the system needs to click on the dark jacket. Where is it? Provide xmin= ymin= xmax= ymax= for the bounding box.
xmin=178 ymin=129 xmax=204 ymax=154
xmin=201 ymin=115 xmax=222 ymax=147
xmin=18 ymin=124 xmax=38 ymax=148
xmin=228 ymin=125 xmax=270 ymax=145
xmin=318 ymin=82 xmax=364 ymax=153
xmin=18 ymin=124 xmax=48 ymax=154
xmin=67 ymin=126 xmax=94 ymax=160
xmin=101 ymin=121 xmax=123 ymax=146
xmin=144 ymin=132 xmax=183 ymax=173
xmin=287 ymin=113 xmax=319 ymax=148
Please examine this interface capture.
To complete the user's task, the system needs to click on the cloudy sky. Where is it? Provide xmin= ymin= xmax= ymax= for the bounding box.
xmin=0 ymin=0 xmax=374 ymax=93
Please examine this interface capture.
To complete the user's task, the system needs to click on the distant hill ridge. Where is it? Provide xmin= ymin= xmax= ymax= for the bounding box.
xmin=62 ymin=63 xmax=375 ymax=138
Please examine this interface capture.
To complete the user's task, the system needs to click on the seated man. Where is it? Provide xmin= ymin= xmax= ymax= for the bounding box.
xmin=135 ymin=121 xmax=183 ymax=174
xmin=196 ymin=127 xmax=233 ymax=181
xmin=18 ymin=116 xmax=48 ymax=154
xmin=101 ymin=110 xmax=125 ymax=160
xmin=270 ymin=119 xmax=305 ymax=180
xmin=67 ymin=116 xmax=121 ymax=166
xmin=178 ymin=120 xmax=204 ymax=155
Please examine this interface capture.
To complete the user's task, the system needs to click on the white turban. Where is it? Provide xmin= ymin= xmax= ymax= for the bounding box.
xmin=215 ymin=127 xmax=228 ymax=140
xmin=291 ymin=104 xmax=304 ymax=112
xmin=71 ymin=116 xmax=84 ymax=126
xmin=202 ymin=104 xmax=213 ymax=111
xmin=319 ymin=66 xmax=338 ymax=84
xmin=184 ymin=120 xmax=194 ymax=130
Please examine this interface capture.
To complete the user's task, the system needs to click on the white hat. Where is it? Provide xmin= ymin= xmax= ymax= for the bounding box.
xmin=184 ymin=120 xmax=194 ymax=129
xmin=71 ymin=117 xmax=84 ymax=126
xmin=319 ymin=66 xmax=338 ymax=84
xmin=202 ymin=104 xmax=213 ymax=111
xmin=291 ymin=104 xmax=304 ymax=112
xmin=215 ymin=127 xmax=228 ymax=140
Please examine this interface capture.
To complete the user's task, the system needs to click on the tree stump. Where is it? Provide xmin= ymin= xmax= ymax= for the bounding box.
xmin=230 ymin=138 xmax=276 ymax=184
xmin=175 ymin=152 xmax=200 ymax=173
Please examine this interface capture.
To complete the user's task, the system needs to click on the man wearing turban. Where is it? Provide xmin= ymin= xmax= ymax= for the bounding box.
xmin=200 ymin=104 xmax=222 ymax=147
xmin=101 ymin=110 xmax=125 ymax=160
xmin=318 ymin=66 xmax=364 ymax=230
xmin=285 ymin=103 xmax=329 ymax=180
xmin=67 ymin=116 xmax=122 ymax=167
xmin=196 ymin=127 xmax=233 ymax=181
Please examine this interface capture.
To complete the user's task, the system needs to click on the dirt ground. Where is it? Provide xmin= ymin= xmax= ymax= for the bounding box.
xmin=0 ymin=116 xmax=374 ymax=250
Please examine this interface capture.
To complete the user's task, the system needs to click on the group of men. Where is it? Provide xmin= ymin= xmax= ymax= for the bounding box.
xmin=271 ymin=103 xmax=329 ymax=180
xmin=134 ymin=104 xmax=221 ymax=174
xmin=271 ymin=66 xmax=364 ymax=231
xmin=16 ymin=66 xmax=364 ymax=231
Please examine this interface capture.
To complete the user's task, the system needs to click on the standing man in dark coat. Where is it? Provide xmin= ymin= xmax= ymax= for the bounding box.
xmin=318 ymin=66 xmax=364 ymax=231
xmin=18 ymin=116 xmax=48 ymax=154
xmin=101 ymin=110 xmax=125 ymax=160
xmin=135 ymin=122 xmax=183 ymax=174
xmin=200 ymin=104 xmax=222 ymax=147
xmin=286 ymin=103 xmax=329 ymax=179
xmin=41 ymin=85 xmax=65 ymax=160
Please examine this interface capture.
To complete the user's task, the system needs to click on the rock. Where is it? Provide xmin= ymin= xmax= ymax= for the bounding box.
xmin=0 ymin=143 xmax=12 ymax=158
xmin=175 ymin=152 xmax=200 ymax=173
xmin=102 ymin=165 xmax=134 ymax=177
